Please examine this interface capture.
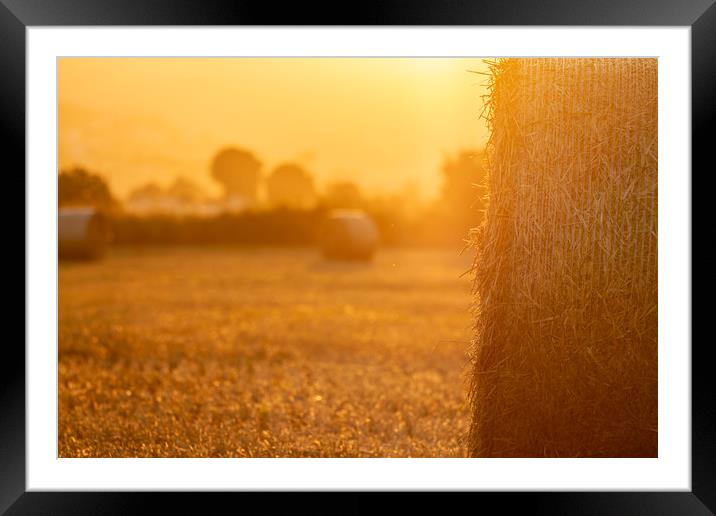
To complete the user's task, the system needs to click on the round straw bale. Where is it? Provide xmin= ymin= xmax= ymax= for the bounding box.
xmin=469 ymin=58 xmax=658 ymax=457
xmin=58 ymin=207 xmax=110 ymax=260
xmin=320 ymin=209 xmax=379 ymax=261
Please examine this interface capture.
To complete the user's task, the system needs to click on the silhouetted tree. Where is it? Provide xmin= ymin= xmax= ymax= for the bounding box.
xmin=210 ymin=147 xmax=262 ymax=204
xmin=266 ymin=163 xmax=317 ymax=209
xmin=439 ymin=149 xmax=487 ymax=231
xmin=128 ymin=182 xmax=163 ymax=203
xmin=167 ymin=176 xmax=206 ymax=204
xmin=58 ymin=167 xmax=117 ymax=211
xmin=324 ymin=182 xmax=363 ymax=209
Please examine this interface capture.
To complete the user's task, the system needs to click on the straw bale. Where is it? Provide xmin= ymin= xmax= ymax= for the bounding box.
xmin=320 ymin=209 xmax=379 ymax=261
xmin=468 ymin=58 xmax=658 ymax=457
xmin=59 ymin=207 xmax=110 ymax=260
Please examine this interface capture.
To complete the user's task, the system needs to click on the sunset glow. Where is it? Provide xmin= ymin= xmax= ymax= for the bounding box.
xmin=59 ymin=58 xmax=490 ymax=200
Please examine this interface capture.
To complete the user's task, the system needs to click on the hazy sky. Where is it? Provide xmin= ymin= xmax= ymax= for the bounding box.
xmin=58 ymin=58 xmax=490 ymax=200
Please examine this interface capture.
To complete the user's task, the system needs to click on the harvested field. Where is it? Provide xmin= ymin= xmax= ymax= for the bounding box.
xmin=59 ymin=246 xmax=473 ymax=457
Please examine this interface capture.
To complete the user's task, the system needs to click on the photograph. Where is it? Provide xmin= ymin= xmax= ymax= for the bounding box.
xmin=57 ymin=56 xmax=657 ymax=459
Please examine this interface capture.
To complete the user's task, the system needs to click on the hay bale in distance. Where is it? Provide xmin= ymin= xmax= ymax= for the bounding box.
xmin=320 ymin=209 xmax=379 ymax=261
xmin=469 ymin=58 xmax=658 ymax=457
xmin=58 ymin=207 xmax=110 ymax=260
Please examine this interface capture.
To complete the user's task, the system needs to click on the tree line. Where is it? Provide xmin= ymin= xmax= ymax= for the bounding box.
xmin=58 ymin=146 xmax=487 ymax=247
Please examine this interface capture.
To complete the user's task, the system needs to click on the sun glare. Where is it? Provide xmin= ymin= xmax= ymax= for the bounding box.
xmin=58 ymin=57 xmax=490 ymax=201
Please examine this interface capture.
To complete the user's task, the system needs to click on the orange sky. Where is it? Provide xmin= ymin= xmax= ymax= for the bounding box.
xmin=58 ymin=58 xmax=490 ymax=201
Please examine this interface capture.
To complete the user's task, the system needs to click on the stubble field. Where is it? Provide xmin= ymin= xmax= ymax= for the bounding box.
xmin=59 ymin=246 xmax=473 ymax=457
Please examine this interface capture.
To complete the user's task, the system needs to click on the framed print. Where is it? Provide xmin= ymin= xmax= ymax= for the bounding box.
xmin=4 ymin=0 xmax=711 ymax=513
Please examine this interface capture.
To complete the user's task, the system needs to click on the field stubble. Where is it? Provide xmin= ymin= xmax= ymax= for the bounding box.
xmin=59 ymin=246 xmax=473 ymax=457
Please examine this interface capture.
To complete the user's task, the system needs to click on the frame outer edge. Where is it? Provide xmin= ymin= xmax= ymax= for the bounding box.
xmin=0 ymin=0 xmax=714 ymax=26
xmin=0 ymin=0 xmax=27 ymax=514
xmin=5 ymin=0 xmax=711 ymax=511
xmin=691 ymin=1 xmax=716 ymax=513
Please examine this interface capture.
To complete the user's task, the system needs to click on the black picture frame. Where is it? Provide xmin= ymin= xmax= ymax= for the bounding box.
xmin=4 ymin=1 xmax=709 ymax=514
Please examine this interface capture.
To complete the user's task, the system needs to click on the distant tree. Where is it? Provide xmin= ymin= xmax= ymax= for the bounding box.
xmin=128 ymin=182 xmax=163 ymax=202
xmin=439 ymin=149 xmax=487 ymax=232
xmin=266 ymin=163 xmax=317 ymax=209
xmin=324 ymin=182 xmax=363 ymax=209
xmin=58 ymin=167 xmax=117 ymax=211
xmin=167 ymin=176 xmax=206 ymax=204
xmin=210 ymin=147 xmax=262 ymax=204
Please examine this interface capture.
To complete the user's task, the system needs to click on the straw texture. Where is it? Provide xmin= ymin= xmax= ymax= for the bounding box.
xmin=469 ymin=58 xmax=658 ymax=457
